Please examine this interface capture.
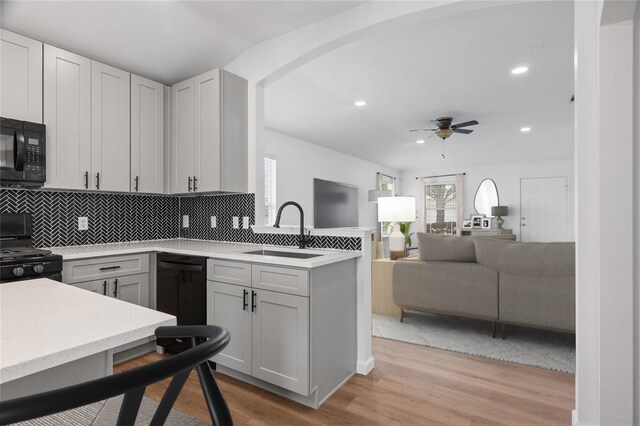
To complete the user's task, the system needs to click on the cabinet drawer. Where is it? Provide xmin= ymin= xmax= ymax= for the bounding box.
xmin=207 ymin=259 xmax=251 ymax=286
xmin=251 ymin=265 xmax=309 ymax=296
xmin=63 ymin=253 xmax=150 ymax=283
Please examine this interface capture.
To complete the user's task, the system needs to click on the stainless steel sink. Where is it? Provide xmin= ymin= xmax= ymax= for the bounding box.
xmin=243 ymin=249 xmax=322 ymax=259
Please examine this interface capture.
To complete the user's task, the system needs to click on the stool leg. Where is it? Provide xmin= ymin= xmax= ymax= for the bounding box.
xmin=400 ymin=309 xmax=405 ymax=323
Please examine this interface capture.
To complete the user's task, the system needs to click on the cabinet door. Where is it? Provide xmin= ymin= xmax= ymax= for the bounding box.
xmin=111 ymin=273 xmax=149 ymax=307
xmin=71 ymin=279 xmax=109 ymax=296
xmin=0 ymin=30 xmax=42 ymax=123
xmin=43 ymin=45 xmax=91 ymax=190
xmin=194 ymin=70 xmax=221 ymax=192
xmin=251 ymin=289 xmax=309 ymax=395
xmin=131 ymin=74 xmax=164 ymax=194
xmin=207 ymin=281 xmax=252 ymax=374
xmin=170 ymin=78 xmax=195 ymax=193
xmin=91 ymin=61 xmax=130 ymax=192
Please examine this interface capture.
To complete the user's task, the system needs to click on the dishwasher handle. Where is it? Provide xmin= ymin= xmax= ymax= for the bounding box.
xmin=157 ymin=261 xmax=204 ymax=272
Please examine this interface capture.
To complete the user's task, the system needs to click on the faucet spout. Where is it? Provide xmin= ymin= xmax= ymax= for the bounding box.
xmin=273 ymin=201 xmax=312 ymax=249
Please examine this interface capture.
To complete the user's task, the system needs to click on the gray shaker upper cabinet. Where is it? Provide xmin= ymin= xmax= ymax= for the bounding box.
xmin=43 ymin=45 xmax=92 ymax=190
xmin=91 ymin=61 xmax=131 ymax=192
xmin=131 ymin=74 xmax=165 ymax=194
xmin=170 ymin=69 xmax=247 ymax=194
xmin=0 ymin=30 xmax=42 ymax=123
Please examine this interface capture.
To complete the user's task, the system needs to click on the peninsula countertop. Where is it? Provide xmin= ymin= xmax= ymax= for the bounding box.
xmin=0 ymin=278 xmax=176 ymax=384
xmin=48 ymin=239 xmax=361 ymax=268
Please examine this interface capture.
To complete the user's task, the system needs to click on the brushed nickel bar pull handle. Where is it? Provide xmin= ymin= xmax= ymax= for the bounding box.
xmin=96 ymin=172 xmax=100 ymax=190
xmin=85 ymin=171 xmax=89 ymax=189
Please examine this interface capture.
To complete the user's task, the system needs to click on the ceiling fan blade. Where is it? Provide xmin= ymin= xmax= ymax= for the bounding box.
xmin=453 ymin=128 xmax=473 ymax=134
xmin=451 ymin=120 xmax=479 ymax=129
xmin=409 ymin=128 xmax=438 ymax=132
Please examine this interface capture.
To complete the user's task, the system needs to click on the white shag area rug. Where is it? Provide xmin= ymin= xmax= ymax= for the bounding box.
xmin=372 ymin=311 xmax=575 ymax=374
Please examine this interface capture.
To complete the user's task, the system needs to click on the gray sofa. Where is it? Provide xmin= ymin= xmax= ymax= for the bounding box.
xmin=392 ymin=233 xmax=575 ymax=335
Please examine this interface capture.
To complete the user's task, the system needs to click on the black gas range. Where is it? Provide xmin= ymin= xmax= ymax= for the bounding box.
xmin=0 ymin=213 xmax=63 ymax=283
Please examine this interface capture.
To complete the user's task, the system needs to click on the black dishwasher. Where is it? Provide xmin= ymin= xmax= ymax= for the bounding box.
xmin=156 ymin=253 xmax=207 ymax=354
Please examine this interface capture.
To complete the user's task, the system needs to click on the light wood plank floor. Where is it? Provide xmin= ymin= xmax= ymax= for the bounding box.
xmin=115 ymin=337 xmax=574 ymax=425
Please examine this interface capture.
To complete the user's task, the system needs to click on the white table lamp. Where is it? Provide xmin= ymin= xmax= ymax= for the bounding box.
xmin=378 ymin=196 xmax=416 ymax=260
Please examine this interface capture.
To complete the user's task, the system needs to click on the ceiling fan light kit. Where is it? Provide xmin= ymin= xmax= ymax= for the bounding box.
xmin=409 ymin=117 xmax=479 ymax=158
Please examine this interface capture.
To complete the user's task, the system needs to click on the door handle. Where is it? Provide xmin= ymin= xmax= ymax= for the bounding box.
xmin=102 ymin=280 xmax=107 ymax=295
xmin=113 ymin=278 xmax=118 ymax=297
xmin=251 ymin=290 xmax=257 ymax=312
xmin=15 ymin=131 xmax=25 ymax=171
xmin=84 ymin=171 xmax=89 ymax=189
xmin=188 ymin=176 xmax=192 ymax=192
xmin=193 ymin=176 xmax=198 ymax=191
xmin=157 ymin=261 xmax=203 ymax=272
xmin=243 ymin=289 xmax=248 ymax=311
xmin=96 ymin=172 xmax=100 ymax=190
xmin=134 ymin=175 xmax=139 ymax=192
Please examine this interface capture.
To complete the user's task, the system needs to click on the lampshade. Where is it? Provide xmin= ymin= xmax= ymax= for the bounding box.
xmin=368 ymin=189 xmax=392 ymax=203
xmin=491 ymin=205 xmax=508 ymax=217
xmin=378 ymin=196 xmax=416 ymax=222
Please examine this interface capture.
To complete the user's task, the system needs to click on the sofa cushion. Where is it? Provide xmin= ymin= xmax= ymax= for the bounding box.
xmin=392 ymin=259 xmax=498 ymax=320
xmin=474 ymin=237 xmax=575 ymax=277
xmin=499 ymin=273 xmax=575 ymax=332
xmin=417 ymin=233 xmax=476 ymax=263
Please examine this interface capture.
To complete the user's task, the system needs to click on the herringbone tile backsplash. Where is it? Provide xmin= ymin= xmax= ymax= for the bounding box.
xmin=0 ymin=189 xmax=361 ymax=251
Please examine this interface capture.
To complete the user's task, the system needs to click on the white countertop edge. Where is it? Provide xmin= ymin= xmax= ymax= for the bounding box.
xmin=1 ymin=317 xmax=175 ymax=384
xmin=251 ymin=225 xmax=374 ymax=237
xmin=48 ymin=239 xmax=362 ymax=267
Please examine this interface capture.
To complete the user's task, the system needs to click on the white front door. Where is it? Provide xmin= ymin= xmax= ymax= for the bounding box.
xmin=520 ymin=177 xmax=569 ymax=242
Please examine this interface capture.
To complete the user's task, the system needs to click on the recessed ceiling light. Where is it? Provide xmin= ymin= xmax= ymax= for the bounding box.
xmin=354 ymin=100 xmax=367 ymax=107
xmin=416 ymin=139 xmax=425 ymax=144
xmin=511 ymin=66 xmax=529 ymax=75
xmin=520 ymin=126 xmax=531 ymax=133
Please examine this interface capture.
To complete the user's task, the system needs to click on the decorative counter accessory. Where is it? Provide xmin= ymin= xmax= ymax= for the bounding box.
xmin=472 ymin=215 xmax=484 ymax=228
xmin=481 ymin=217 xmax=491 ymax=229
xmin=491 ymin=205 xmax=508 ymax=230
xmin=462 ymin=220 xmax=473 ymax=229
xmin=378 ymin=196 xmax=416 ymax=260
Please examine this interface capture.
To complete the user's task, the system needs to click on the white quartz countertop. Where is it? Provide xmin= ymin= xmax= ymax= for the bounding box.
xmin=0 ymin=279 xmax=176 ymax=384
xmin=48 ymin=239 xmax=361 ymax=268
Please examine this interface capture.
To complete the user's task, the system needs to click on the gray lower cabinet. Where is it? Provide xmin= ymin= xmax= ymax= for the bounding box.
xmin=112 ymin=273 xmax=149 ymax=307
xmin=64 ymin=254 xmax=150 ymax=308
xmin=69 ymin=273 xmax=149 ymax=308
xmin=206 ymin=281 xmax=252 ymax=375
xmin=206 ymin=258 xmax=356 ymax=408
xmin=251 ymin=288 xmax=309 ymax=395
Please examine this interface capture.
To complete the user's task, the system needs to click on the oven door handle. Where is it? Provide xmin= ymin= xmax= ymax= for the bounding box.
xmin=14 ymin=131 xmax=25 ymax=172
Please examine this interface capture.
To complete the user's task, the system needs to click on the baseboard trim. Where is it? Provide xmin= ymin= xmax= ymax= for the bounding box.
xmin=357 ymin=356 xmax=375 ymax=375
xmin=572 ymin=409 xmax=598 ymax=426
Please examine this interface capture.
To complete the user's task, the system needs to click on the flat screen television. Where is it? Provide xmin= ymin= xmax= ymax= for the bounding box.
xmin=313 ymin=178 xmax=359 ymax=228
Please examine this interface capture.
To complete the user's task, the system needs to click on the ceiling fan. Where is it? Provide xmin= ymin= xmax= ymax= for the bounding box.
xmin=410 ymin=117 xmax=479 ymax=140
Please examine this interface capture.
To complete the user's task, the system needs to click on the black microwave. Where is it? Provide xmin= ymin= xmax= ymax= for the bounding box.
xmin=0 ymin=117 xmax=46 ymax=187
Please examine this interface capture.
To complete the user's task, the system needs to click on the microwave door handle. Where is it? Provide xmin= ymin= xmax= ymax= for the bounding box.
xmin=14 ymin=131 xmax=26 ymax=171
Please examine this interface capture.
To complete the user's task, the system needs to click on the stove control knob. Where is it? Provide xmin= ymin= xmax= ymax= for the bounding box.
xmin=33 ymin=264 xmax=45 ymax=274
xmin=12 ymin=267 xmax=25 ymax=277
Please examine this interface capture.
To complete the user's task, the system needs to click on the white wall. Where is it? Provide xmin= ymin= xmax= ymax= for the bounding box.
xmin=400 ymin=159 xmax=574 ymax=241
xmin=264 ymin=128 xmax=399 ymax=228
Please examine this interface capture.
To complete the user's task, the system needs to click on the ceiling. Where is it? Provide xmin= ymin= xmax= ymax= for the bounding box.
xmin=0 ymin=1 xmax=361 ymax=85
xmin=264 ymin=1 xmax=575 ymax=171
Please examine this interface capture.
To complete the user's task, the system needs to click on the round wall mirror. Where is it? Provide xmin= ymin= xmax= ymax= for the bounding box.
xmin=474 ymin=179 xmax=499 ymax=216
